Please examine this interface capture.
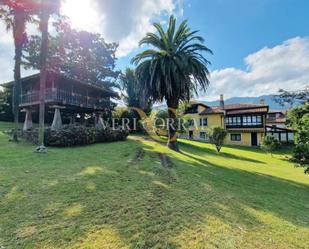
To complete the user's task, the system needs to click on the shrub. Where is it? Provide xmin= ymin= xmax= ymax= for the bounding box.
xmin=291 ymin=143 xmax=309 ymax=174
xmin=23 ymin=125 xmax=129 ymax=147
xmin=286 ymin=102 xmax=309 ymax=174
xmin=150 ymin=109 xmax=187 ymax=137
xmin=261 ymin=135 xmax=280 ymax=156
xmin=113 ymin=107 xmax=145 ymax=133
xmin=287 ymin=102 xmax=309 ymax=144
xmin=210 ymin=127 xmax=227 ymax=152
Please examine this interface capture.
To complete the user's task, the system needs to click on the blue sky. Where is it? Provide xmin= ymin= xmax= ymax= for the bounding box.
xmin=117 ymin=0 xmax=309 ymax=71
xmin=1 ymin=0 xmax=309 ymax=100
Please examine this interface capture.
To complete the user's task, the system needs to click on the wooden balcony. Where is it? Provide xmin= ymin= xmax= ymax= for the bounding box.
xmin=20 ymin=88 xmax=110 ymax=110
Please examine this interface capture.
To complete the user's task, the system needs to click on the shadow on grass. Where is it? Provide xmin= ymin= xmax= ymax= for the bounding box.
xmin=0 ymin=137 xmax=308 ymax=248
xmin=179 ymin=140 xmax=266 ymax=164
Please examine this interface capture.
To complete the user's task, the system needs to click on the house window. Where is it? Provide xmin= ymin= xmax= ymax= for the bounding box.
xmin=231 ymin=134 xmax=241 ymax=141
xmin=236 ymin=116 xmax=241 ymax=125
xmin=188 ymin=119 xmax=194 ymax=126
xmin=257 ymin=115 xmax=262 ymax=123
xmin=243 ymin=116 xmax=250 ymax=126
xmin=200 ymin=118 xmax=208 ymax=126
xmin=225 ymin=116 xmax=241 ymax=126
xmin=252 ymin=115 xmax=257 ymax=124
xmin=200 ymin=131 xmax=206 ymax=139
xmin=242 ymin=115 xmax=262 ymax=126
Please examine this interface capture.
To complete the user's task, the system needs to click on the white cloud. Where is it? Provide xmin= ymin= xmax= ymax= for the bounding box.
xmin=0 ymin=23 xmax=37 ymax=85
xmin=0 ymin=24 xmax=14 ymax=84
xmin=0 ymin=0 xmax=182 ymax=85
xmin=200 ymin=37 xmax=309 ymax=101
xmin=94 ymin=0 xmax=182 ymax=56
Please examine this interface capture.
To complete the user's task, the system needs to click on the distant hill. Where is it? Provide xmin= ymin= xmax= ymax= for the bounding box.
xmin=154 ymin=95 xmax=291 ymax=110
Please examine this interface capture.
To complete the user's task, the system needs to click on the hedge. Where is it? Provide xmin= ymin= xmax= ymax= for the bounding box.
xmin=23 ymin=125 xmax=129 ymax=147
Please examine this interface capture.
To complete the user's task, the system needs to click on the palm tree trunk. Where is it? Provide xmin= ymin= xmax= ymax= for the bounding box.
xmin=11 ymin=11 xmax=25 ymax=142
xmin=167 ymin=98 xmax=179 ymax=151
xmin=11 ymin=42 xmax=22 ymax=142
xmin=37 ymin=8 xmax=49 ymax=151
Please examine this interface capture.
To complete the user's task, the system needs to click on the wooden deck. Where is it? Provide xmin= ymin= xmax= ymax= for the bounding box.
xmin=20 ymin=88 xmax=110 ymax=110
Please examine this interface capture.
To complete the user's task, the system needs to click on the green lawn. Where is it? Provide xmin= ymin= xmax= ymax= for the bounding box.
xmin=0 ymin=122 xmax=308 ymax=249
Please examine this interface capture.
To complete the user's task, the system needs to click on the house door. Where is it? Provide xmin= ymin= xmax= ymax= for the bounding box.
xmin=251 ymin=132 xmax=258 ymax=146
xmin=189 ymin=131 xmax=193 ymax=139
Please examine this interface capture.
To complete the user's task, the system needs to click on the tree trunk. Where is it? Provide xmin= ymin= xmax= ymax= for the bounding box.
xmin=11 ymin=12 xmax=25 ymax=142
xmin=11 ymin=43 xmax=22 ymax=142
xmin=167 ymin=98 xmax=179 ymax=151
xmin=37 ymin=8 xmax=49 ymax=152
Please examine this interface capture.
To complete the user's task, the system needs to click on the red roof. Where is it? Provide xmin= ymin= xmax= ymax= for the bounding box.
xmin=223 ymin=103 xmax=267 ymax=110
xmin=268 ymin=109 xmax=288 ymax=114
xmin=266 ymin=118 xmax=286 ymax=123
xmin=199 ymin=103 xmax=269 ymax=115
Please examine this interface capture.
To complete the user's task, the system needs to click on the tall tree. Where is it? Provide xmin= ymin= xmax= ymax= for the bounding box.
xmin=120 ymin=68 xmax=152 ymax=114
xmin=0 ymin=0 xmax=34 ymax=141
xmin=35 ymin=0 xmax=60 ymax=152
xmin=23 ymin=18 xmax=120 ymax=90
xmin=132 ymin=15 xmax=212 ymax=150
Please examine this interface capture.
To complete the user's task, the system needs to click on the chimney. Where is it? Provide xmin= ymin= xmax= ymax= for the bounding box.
xmin=220 ymin=94 xmax=224 ymax=109
xmin=259 ymin=99 xmax=265 ymax=105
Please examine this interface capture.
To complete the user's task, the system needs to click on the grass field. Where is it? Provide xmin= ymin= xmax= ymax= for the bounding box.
xmin=0 ymin=121 xmax=308 ymax=249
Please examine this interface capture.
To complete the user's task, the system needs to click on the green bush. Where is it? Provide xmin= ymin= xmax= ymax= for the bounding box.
xmin=113 ymin=107 xmax=145 ymax=133
xmin=261 ymin=135 xmax=280 ymax=155
xmin=209 ymin=127 xmax=227 ymax=152
xmin=23 ymin=125 xmax=129 ymax=147
xmin=292 ymin=143 xmax=309 ymax=174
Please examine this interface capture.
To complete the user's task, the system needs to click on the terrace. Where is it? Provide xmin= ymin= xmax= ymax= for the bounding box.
xmin=20 ymin=88 xmax=110 ymax=110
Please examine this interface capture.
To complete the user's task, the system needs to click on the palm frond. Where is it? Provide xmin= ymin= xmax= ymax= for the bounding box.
xmin=132 ymin=14 xmax=212 ymax=104
xmin=167 ymin=15 xmax=176 ymax=43
xmin=153 ymin=22 xmax=169 ymax=49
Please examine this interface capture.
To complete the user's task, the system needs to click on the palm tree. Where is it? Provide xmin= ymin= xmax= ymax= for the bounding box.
xmin=120 ymin=68 xmax=141 ymax=108
xmin=36 ymin=0 xmax=60 ymax=152
xmin=132 ymin=15 xmax=212 ymax=151
xmin=120 ymin=68 xmax=152 ymax=113
xmin=0 ymin=0 xmax=34 ymax=141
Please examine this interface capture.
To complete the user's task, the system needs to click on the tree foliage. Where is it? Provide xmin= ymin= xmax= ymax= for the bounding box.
xmin=274 ymin=87 xmax=309 ymax=108
xmin=23 ymin=18 xmax=120 ymax=89
xmin=287 ymin=102 xmax=309 ymax=144
xmin=210 ymin=127 xmax=227 ymax=152
xmin=132 ymin=15 xmax=212 ymax=150
xmin=0 ymin=0 xmax=36 ymax=141
xmin=119 ymin=68 xmax=152 ymax=114
xmin=287 ymin=102 xmax=309 ymax=173
xmin=261 ymin=135 xmax=280 ymax=156
xmin=292 ymin=143 xmax=309 ymax=174
xmin=0 ymin=87 xmax=13 ymax=122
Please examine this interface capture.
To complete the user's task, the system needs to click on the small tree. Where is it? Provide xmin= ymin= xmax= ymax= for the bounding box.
xmin=292 ymin=143 xmax=309 ymax=174
xmin=261 ymin=135 xmax=280 ymax=156
xmin=287 ymin=102 xmax=309 ymax=144
xmin=0 ymin=87 xmax=13 ymax=122
xmin=210 ymin=127 xmax=227 ymax=152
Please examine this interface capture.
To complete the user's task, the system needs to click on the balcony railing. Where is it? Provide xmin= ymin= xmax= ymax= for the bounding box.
xmin=20 ymin=88 xmax=110 ymax=109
